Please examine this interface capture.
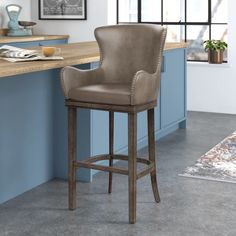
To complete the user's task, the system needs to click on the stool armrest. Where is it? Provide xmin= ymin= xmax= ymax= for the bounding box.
xmin=131 ymin=70 xmax=160 ymax=105
xmin=61 ymin=66 xmax=104 ymax=99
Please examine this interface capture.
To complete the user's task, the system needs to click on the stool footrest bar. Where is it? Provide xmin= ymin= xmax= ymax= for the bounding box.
xmin=75 ymin=154 xmax=155 ymax=178
xmin=76 ymin=161 xmax=128 ymax=175
xmin=79 ymin=154 xmax=152 ymax=165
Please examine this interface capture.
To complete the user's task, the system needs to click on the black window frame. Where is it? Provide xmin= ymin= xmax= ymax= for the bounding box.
xmin=116 ymin=0 xmax=228 ymax=62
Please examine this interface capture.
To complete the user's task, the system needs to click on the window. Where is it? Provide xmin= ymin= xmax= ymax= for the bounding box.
xmin=117 ymin=0 xmax=228 ymax=62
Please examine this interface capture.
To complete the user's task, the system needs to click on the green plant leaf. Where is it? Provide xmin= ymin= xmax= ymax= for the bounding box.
xmin=203 ymin=39 xmax=228 ymax=51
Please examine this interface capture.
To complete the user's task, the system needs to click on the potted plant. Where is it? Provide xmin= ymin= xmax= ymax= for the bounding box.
xmin=203 ymin=40 xmax=228 ymax=64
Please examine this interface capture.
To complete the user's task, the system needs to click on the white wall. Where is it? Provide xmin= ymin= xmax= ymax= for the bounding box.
xmin=0 ymin=0 xmax=31 ymax=28
xmin=108 ymin=0 xmax=117 ymax=25
xmin=31 ymin=0 xmax=108 ymax=42
xmin=187 ymin=0 xmax=236 ymax=114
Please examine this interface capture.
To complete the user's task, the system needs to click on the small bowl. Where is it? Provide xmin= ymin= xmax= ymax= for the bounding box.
xmin=18 ymin=21 xmax=37 ymax=27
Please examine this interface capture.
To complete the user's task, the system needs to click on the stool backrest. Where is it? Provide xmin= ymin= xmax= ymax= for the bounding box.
xmin=95 ymin=24 xmax=167 ymax=84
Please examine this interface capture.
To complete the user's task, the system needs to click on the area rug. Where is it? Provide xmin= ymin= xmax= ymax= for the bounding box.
xmin=179 ymin=131 xmax=236 ymax=184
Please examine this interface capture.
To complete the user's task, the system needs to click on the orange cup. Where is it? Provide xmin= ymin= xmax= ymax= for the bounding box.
xmin=42 ymin=47 xmax=61 ymax=57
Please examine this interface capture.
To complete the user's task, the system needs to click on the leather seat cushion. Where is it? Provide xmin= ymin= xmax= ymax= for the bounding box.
xmin=68 ymin=83 xmax=132 ymax=105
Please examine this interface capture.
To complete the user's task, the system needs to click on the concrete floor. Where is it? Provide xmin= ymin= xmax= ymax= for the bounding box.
xmin=0 ymin=112 xmax=236 ymax=236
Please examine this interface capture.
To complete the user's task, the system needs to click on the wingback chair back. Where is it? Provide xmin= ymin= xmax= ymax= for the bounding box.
xmin=95 ymin=24 xmax=167 ymax=85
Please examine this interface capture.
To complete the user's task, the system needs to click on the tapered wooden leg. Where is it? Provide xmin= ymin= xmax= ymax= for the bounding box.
xmin=108 ymin=111 xmax=114 ymax=194
xmin=68 ymin=106 xmax=77 ymax=210
xmin=147 ymin=108 xmax=160 ymax=203
xmin=128 ymin=112 xmax=137 ymax=224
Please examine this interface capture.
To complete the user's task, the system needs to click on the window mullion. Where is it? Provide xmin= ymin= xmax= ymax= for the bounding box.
xmin=138 ymin=0 xmax=141 ymax=23
xmin=161 ymin=0 xmax=163 ymax=24
xmin=185 ymin=0 xmax=187 ymax=42
xmin=209 ymin=0 xmax=211 ymax=39
xmin=116 ymin=0 xmax=119 ymax=24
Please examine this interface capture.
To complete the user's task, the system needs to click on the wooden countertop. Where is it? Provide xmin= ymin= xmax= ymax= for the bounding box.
xmin=0 ymin=35 xmax=69 ymax=44
xmin=0 ymin=41 xmax=187 ymax=78
xmin=164 ymin=42 xmax=187 ymax=51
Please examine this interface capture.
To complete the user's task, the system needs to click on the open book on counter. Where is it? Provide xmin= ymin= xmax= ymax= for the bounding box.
xmin=0 ymin=45 xmax=63 ymax=62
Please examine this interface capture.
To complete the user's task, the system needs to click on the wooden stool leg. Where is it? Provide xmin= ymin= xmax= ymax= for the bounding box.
xmin=108 ymin=111 xmax=114 ymax=194
xmin=68 ymin=107 xmax=77 ymax=210
xmin=147 ymin=108 xmax=160 ymax=203
xmin=128 ymin=112 xmax=137 ymax=224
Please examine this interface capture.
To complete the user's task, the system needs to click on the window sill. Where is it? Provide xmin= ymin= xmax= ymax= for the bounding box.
xmin=187 ymin=61 xmax=231 ymax=68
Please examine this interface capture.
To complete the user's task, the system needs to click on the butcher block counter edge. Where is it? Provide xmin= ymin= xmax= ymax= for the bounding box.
xmin=0 ymin=35 xmax=69 ymax=44
xmin=0 ymin=41 xmax=187 ymax=78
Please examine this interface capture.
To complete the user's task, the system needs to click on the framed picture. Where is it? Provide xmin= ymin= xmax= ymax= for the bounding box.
xmin=39 ymin=0 xmax=87 ymax=20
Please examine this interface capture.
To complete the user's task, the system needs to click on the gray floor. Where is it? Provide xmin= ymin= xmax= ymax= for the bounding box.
xmin=0 ymin=112 xmax=236 ymax=236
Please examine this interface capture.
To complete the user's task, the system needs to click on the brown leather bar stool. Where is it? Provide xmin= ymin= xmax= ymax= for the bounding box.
xmin=60 ymin=24 xmax=167 ymax=224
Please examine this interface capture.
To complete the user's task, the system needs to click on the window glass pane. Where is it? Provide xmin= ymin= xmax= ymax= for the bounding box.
xmin=163 ymin=0 xmax=185 ymax=22
xmin=211 ymin=24 xmax=228 ymax=60
xmin=211 ymin=24 xmax=228 ymax=41
xmin=141 ymin=0 xmax=161 ymax=22
xmin=187 ymin=25 xmax=209 ymax=60
xmin=119 ymin=0 xmax=137 ymax=22
xmin=212 ymin=0 xmax=227 ymax=23
xmin=165 ymin=25 xmax=185 ymax=42
xmin=187 ymin=0 xmax=208 ymax=22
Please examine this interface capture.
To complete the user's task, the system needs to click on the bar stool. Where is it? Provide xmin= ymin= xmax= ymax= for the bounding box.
xmin=60 ymin=24 xmax=167 ymax=224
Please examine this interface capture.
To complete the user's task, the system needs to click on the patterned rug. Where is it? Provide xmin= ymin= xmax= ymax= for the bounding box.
xmin=179 ymin=131 xmax=236 ymax=184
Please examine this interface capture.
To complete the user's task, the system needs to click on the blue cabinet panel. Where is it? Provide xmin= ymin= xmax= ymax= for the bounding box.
xmin=38 ymin=39 xmax=68 ymax=46
xmin=91 ymin=110 xmax=109 ymax=155
xmin=114 ymin=113 xmax=128 ymax=153
xmin=0 ymin=41 xmax=39 ymax=48
xmin=0 ymin=71 xmax=55 ymax=204
xmin=0 ymin=39 xmax=68 ymax=48
xmin=161 ymin=49 xmax=186 ymax=128
xmin=137 ymin=111 xmax=147 ymax=140
xmin=91 ymin=111 xmax=129 ymax=155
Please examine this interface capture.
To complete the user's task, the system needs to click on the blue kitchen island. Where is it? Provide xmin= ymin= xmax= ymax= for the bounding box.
xmin=0 ymin=41 xmax=187 ymax=204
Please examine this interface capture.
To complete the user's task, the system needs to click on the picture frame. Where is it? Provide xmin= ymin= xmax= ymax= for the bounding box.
xmin=39 ymin=0 xmax=87 ymax=20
